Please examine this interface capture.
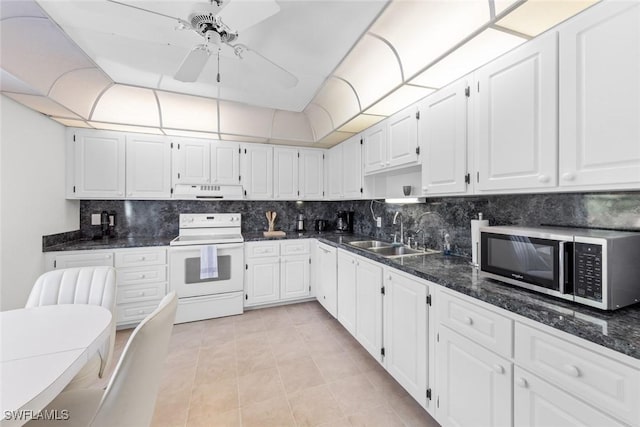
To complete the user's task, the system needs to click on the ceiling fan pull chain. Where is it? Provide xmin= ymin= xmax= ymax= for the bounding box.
xmin=217 ymin=49 xmax=221 ymax=83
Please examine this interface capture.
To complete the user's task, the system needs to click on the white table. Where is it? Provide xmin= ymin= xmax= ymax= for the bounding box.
xmin=0 ymin=305 xmax=112 ymax=427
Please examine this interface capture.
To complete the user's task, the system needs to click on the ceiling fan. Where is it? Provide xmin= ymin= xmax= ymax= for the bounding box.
xmin=107 ymin=0 xmax=298 ymax=88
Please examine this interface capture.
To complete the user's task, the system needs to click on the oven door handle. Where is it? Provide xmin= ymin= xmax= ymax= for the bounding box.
xmin=170 ymin=243 xmax=245 ymax=251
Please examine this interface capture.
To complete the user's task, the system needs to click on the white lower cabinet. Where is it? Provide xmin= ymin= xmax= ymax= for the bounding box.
xmin=46 ymin=247 xmax=168 ymax=327
xmin=244 ymin=240 xmax=311 ymax=307
xmin=336 ymin=249 xmax=383 ymax=360
xmin=436 ymin=325 xmax=512 ymax=427
xmin=514 ymin=367 xmax=626 ymax=427
xmin=383 ymin=269 xmax=429 ymax=408
xmin=316 ymin=242 xmax=337 ymax=317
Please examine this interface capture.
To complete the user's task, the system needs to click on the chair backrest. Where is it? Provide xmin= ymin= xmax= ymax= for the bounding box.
xmin=26 ymin=266 xmax=117 ymax=377
xmin=26 ymin=266 xmax=117 ymax=310
xmin=91 ymin=292 xmax=177 ymax=427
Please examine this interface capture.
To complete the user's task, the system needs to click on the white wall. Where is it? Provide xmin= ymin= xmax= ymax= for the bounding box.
xmin=0 ymin=95 xmax=79 ymax=310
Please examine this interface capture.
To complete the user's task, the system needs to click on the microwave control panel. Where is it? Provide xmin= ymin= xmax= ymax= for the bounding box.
xmin=574 ymin=243 xmax=603 ymax=301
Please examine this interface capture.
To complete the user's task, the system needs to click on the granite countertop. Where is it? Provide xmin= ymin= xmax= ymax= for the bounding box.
xmin=46 ymin=230 xmax=640 ymax=361
xmin=43 ymin=236 xmax=173 ymax=252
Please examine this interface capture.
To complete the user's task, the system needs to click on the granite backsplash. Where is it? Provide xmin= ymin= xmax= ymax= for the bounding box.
xmin=79 ymin=191 xmax=640 ymax=257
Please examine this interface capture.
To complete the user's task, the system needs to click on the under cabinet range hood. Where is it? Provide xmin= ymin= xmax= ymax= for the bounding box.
xmin=173 ymin=184 xmax=243 ymax=200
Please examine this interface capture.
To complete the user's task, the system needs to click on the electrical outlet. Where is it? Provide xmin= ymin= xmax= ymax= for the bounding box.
xmin=91 ymin=214 xmax=101 ymax=225
xmin=376 ymin=217 xmax=382 ymax=228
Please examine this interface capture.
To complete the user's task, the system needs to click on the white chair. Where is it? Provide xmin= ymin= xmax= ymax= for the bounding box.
xmin=26 ymin=266 xmax=117 ymax=388
xmin=26 ymin=292 xmax=178 ymax=427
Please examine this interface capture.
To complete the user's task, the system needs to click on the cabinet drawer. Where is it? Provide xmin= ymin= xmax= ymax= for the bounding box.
xmin=117 ymin=265 xmax=166 ymax=286
xmin=515 ymin=323 xmax=640 ymax=426
xmin=438 ymin=290 xmax=513 ymax=358
xmin=246 ymin=242 xmax=280 ymax=258
xmin=117 ymin=282 xmax=166 ymax=304
xmin=281 ymin=239 xmax=310 ymax=255
xmin=116 ymin=300 xmax=162 ymax=325
xmin=54 ymin=251 xmax=114 ymax=269
xmin=115 ymin=248 xmax=166 ymax=267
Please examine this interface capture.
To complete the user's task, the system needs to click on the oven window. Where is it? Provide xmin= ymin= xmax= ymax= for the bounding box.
xmin=482 ymin=233 xmax=559 ymax=290
xmin=184 ymin=255 xmax=232 ymax=284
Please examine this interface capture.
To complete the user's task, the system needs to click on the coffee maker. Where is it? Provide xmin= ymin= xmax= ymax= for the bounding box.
xmin=335 ymin=211 xmax=354 ymax=233
xmin=295 ymin=213 xmax=305 ymax=232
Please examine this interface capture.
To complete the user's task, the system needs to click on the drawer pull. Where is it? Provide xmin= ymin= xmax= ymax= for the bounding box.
xmin=138 ymin=292 xmax=145 ymax=296
xmin=139 ymin=274 xmax=146 ymax=279
xmin=562 ymin=364 xmax=581 ymax=378
xmin=463 ymin=316 xmax=473 ymax=326
xmin=493 ymin=364 xmax=504 ymax=374
xmin=516 ymin=377 xmax=528 ymax=388
xmin=140 ymin=256 xmax=146 ymax=261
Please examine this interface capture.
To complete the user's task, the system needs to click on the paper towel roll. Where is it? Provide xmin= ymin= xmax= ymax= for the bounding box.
xmin=471 ymin=217 xmax=489 ymax=266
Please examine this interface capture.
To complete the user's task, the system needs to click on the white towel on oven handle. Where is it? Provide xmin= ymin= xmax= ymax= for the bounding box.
xmin=200 ymin=245 xmax=219 ymax=279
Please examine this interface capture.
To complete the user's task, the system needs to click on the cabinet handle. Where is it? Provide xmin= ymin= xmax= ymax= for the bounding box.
xmin=140 ymin=256 xmax=146 ymax=261
xmin=388 ymin=275 xmax=392 ymax=280
xmin=138 ymin=291 xmax=145 ymax=296
xmin=463 ymin=316 xmax=473 ymax=325
xmin=356 ymin=261 xmax=360 ymax=266
xmin=516 ymin=377 xmax=528 ymax=388
xmin=118 ymin=192 xmax=123 ymax=196
xmin=351 ymin=259 xmax=355 ymax=265
xmin=139 ymin=274 xmax=146 ymax=279
xmin=537 ymin=174 xmax=550 ymax=183
xmin=493 ymin=364 xmax=504 ymax=374
xmin=562 ymin=172 xmax=576 ymax=181
xmin=562 ymin=364 xmax=581 ymax=378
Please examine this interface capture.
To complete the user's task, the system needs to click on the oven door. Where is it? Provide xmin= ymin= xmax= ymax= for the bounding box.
xmin=480 ymin=232 xmax=565 ymax=293
xmin=169 ymin=243 xmax=244 ymax=298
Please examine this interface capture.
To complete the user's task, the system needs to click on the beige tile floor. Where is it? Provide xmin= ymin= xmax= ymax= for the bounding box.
xmin=101 ymin=301 xmax=441 ymax=427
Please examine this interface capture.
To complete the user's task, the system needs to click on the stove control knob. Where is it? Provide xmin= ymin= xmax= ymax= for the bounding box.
xmin=230 ymin=217 xmax=235 ymax=222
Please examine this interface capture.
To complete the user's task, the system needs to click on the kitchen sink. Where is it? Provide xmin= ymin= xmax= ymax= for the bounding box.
xmin=347 ymin=240 xmax=440 ymax=258
xmin=347 ymin=240 xmax=391 ymax=249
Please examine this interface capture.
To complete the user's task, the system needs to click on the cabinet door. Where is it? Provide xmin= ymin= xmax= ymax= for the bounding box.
xmin=363 ymin=122 xmax=387 ymax=174
xmin=317 ymin=243 xmax=337 ymax=317
xmin=387 ymin=106 xmax=419 ymax=169
xmin=384 ymin=270 xmax=428 ymax=407
xmin=273 ymin=147 xmax=299 ymax=200
xmin=514 ymin=367 xmax=626 ymax=427
xmin=436 ymin=326 xmax=512 ymax=427
xmin=242 ymin=144 xmax=273 ymax=199
xmin=172 ymin=139 xmax=210 ymax=185
xmin=299 ymin=149 xmax=324 ymax=200
xmin=559 ymin=2 xmax=640 ymax=189
xmin=476 ymin=31 xmax=558 ymax=192
xmin=355 ymin=258 xmax=383 ymax=360
xmin=125 ymin=135 xmax=171 ymax=199
xmin=73 ymin=130 xmax=125 ymax=199
xmin=211 ymin=141 xmax=240 ymax=185
xmin=337 ymin=250 xmax=357 ymax=335
xmin=342 ymin=136 xmax=363 ymax=199
xmin=245 ymin=257 xmax=279 ymax=305
xmin=281 ymin=254 xmax=310 ymax=300
xmin=326 ymin=144 xmax=343 ymax=199
xmin=420 ymin=78 xmax=469 ymax=195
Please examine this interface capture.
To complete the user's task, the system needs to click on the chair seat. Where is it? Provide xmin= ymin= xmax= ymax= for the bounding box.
xmin=25 ymin=389 xmax=103 ymax=427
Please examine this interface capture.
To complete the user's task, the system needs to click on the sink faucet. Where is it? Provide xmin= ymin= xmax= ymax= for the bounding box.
xmin=393 ymin=211 xmax=404 ymax=245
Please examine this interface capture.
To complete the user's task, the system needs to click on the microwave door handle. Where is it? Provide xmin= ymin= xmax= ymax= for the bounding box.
xmin=558 ymin=241 xmax=565 ymax=294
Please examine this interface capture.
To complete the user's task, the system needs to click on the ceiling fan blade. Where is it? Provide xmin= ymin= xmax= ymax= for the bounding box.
xmin=220 ymin=0 xmax=280 ymax=31
xmin=175 ymin=46 xmax=210 ymax=82
xmin=236 ymin=44 xmax=298 ymax=89
xmin=106 ymin=0 xmax=185 ymax=24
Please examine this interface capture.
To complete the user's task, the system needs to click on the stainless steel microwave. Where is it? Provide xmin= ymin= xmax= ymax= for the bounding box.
xmin=480 ymin=226 xmax=640 ymax=310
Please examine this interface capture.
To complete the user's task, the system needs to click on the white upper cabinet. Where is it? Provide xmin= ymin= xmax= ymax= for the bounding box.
xmin=326 ymin=143 xmax=344 ymax=199
xmin=71 ymin=129 xmax=125 ymax=199
xmin=273 ymin=147 xmax=299 ymax=200
xmin=241 ymin=143 xmax=273 ymax=199
xmin=475 ymin=31 xmax=558 ymax=192
xmin=420 ymin=78 xmax=470 ymax=196
xmin=299 ymin=148 xmax=324 ymax=200
xmin=387 ymin=105 xmax=420 ymax=169
xmin=210 ymin=141 xmax=240 ymax=185
xmin=559 ymin=1 xmax=640 ymax=190
xmin=342 ymin=135 xmax=363 ymax=199
xmin=363 ymin=122 xmax=387 ymax=174
xmin=363 ymin=107 xmax=419 ymax=175
xmin=172 ymin=138 xmax=210 ymax=185
xmin=125 ymin=135 xmax=171 ymax=199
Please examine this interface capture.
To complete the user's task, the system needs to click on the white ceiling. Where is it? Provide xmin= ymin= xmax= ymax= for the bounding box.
xmin=35 ymin=0 xmax=388 ymax=112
